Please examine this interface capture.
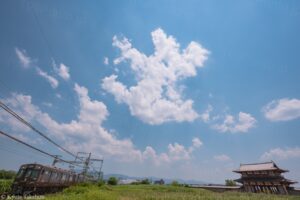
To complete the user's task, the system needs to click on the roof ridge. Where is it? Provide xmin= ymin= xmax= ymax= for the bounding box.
xmin=240 ymin=161 xmax=273 ymax=166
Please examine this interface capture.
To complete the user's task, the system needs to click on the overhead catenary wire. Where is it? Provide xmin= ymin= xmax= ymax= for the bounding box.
xmin=0 ymin=87 xmax=100 ymax=171
xmin=0 ymin=130 xmax=82 ymax=168
xmin=19 ymin=0 xmax=101 ymax=170
xmin=0 ymin=100 xmax=78 ymax=159
xmin=0 ymin=92 xmax=102 ymax=171
xmin=0 ymin=0 xmax=103 ymax=173
xmin=0 ymin=145 xmax=49 ymax=163
xmin=0 ymin=139 xmax=50 ymax=161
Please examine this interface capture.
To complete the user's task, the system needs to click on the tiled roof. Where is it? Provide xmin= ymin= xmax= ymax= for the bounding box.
xmin=233 ymin=161 xmax=287 ymax=172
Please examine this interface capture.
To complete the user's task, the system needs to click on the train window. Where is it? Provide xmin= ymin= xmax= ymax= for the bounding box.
xmin=25 ymin=169 xmax=32 ymax=178
xmin=61 ymin=174 xmax=66 ymax=182
xmin=30 ymin=169 xmax=40 ymax=179
xmin=24 ymin=169 xmax=40 ymax=180
xmin=50 ymin=172 xmax=57 ymax=182
xmin=41 ymin=170 xmax=50 ymax=182
xmin=16 ymin=168 xmax=26 ymax=179
xmin=69 ymin=175 xmax=73 ymax=182
xmin=65 ymin=174 xmax=69 ymax=182
xmin=55 ymin=172 xmax=60 ymax=182
xmin=57 ymin=173 xmax=62 ymax=182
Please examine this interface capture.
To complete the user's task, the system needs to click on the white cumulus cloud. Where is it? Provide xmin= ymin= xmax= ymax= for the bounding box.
xmin=212 ymin=112 xmax=256 ymax=133
xmin=15 ymin=47 xmax=32 ymax=68
xmin=102 ymin=28 xmax=209 ymax=125
xmin=262 ymin=98 xmax=300 ymax=121
xmin=0 ymin=85 xmax=202 ymax=164
xmin=261 ymin=147 xmax=300 ymax=160
xmin=143 ymin=137 xmax=202 ymax=165
xmin=36 ymin=67 xmax=59 ymax=89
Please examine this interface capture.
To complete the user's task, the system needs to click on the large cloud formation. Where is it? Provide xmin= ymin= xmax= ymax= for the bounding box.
xmin=102 ymin=28 xmax=209 ymax=125
xmin=0 ymin=84 xmax=202 ymax=165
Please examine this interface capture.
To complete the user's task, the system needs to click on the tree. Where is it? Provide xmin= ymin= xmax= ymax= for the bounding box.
xmin=141 ymin=178 xmax=151 ymax=185
xmin=107 ymin=177 xmax=118 ymax=185
xmin=0 ymin=170 xmax=16 ymax=179
xmin=225 ymin=179 xmax=237 ymax=186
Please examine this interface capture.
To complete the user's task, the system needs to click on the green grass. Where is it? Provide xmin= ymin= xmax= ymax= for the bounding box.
xmin=0 ymin=179 xmax=13 ymax=193
xmin=46 ymin=184 xmax=300 ymax=200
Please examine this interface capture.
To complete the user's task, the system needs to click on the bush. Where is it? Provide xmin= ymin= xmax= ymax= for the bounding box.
xmin=141 ymin=179 xmax=151 ymax=185
xmin=225 ymin=179 xmax=237 ymax=186
xmin=97 ymin=180 xmax=106 ymax=187
xmin=171 ymin=180 xmax=180 ymax=187
xmin=107 ymin=177 xmax=118 ymax=185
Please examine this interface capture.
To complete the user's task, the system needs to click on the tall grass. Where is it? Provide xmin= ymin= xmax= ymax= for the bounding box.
xmin=46 ymin=184 xmax=300 ymax=200
xmin=0 ymin=179 xmax=13 ymax=193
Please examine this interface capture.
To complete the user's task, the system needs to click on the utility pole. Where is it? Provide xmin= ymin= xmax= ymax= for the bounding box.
xmin=90 ymin=158 xmax=104 ymax=181
xmin=52 ymin=151 xmax=104 ymax=181
xmin=52 ymin=155 xmax=62 ymax=166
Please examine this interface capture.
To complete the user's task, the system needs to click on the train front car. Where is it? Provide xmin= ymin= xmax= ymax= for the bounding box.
xmin=11 ymin=164 xmax=43 ymax=195
xmin=11 ymin=163 xmax=84 ymax=195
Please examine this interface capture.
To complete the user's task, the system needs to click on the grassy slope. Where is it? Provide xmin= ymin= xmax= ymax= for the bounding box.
xmin=46 ymin=185 xmax=300 ymax=200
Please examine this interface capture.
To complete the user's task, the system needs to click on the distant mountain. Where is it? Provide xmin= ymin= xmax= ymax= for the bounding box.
xmin=103 ymin=173 xmax=207 ymax=185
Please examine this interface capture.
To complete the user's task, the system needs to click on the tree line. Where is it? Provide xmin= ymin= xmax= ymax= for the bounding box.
xmin=0 ymin=169 xmax=16 ymax=179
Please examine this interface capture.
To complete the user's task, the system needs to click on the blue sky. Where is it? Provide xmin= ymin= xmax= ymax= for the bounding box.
xmin=0 ymin=0 xmax=300 ymax=184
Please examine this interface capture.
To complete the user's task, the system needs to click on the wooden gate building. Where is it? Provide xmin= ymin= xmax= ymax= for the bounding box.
xmin=233 ymin=161 xmax=297 ymax=195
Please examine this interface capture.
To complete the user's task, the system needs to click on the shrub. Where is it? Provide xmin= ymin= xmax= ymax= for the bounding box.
xmin=171 ymin=180 xmax=180 ymax=187
xmin=107 ymin=177 xmax=118 ymax=185
xmin=97 ymin=180 xmax=106 ymax=187
xmin=225 ymin=179 xmax=237 ymax=186
xmin=141 ymin=179 xmax=151 ymax=185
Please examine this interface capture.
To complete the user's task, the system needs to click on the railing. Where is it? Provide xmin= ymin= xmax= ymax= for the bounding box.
xmin=241 ymin=174 xmax=283 ymax=178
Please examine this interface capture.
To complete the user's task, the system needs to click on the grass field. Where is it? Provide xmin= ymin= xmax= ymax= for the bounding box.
xmin=46 ymin=184 xmax=300 ymax=200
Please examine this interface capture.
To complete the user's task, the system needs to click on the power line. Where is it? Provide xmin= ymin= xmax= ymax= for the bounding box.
xmin=0 ymin=145 xmax=49 ymax=162
xmin=0 ymin=100 xmax=94 ymax=171
xmin=0 ymin=130 xmax=76 ymax=166
xmin=0 ymin=92 xmax=101 ymax=171
xmin=0 ymin=0 xmax=103 ymax=173
xmin=0 ymin=100 xmax=77 ymax=159
xmin=18 ymin=1 xmax=101 ymax=170
xmin=0 ymin=131 xmax=103 ymax=181
xmin=0 ymin=92 xmax=103 ymax=177
xmin=0 ymin=139 xmax=48 ymax=160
